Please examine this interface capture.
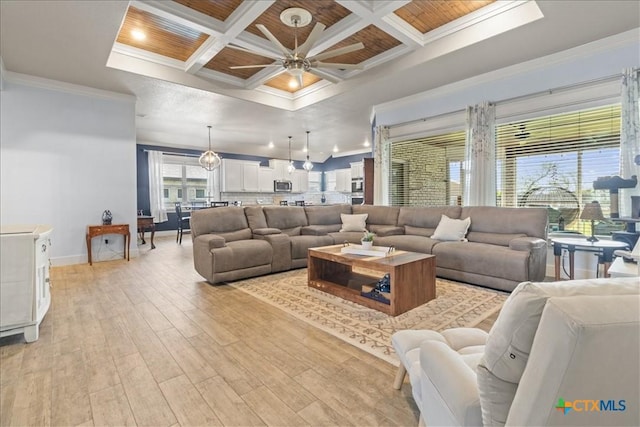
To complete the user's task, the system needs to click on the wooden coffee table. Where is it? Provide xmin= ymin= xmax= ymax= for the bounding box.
xmin=308 ymin=244 xmax=436 ymax=316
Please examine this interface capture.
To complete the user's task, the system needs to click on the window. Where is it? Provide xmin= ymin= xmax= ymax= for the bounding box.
xmin=496 ymin=104 xmax=621 ymax=235
xmin=389 ymin=130 xmax=466 ymax=206
xmin=162 ymin=155 xmax=211 ymax=207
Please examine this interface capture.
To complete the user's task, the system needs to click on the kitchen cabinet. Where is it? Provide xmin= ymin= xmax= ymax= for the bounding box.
xmin=221 ymin=159 xmax=260 ymax=192
xmin=258 ymin=167 xmax=275 ymax=192
xmin=0 ymin=224 xmax=53 ymax=342
xmin=335 ymin=168 xmax=352 ymax=192
xmin=269 ymin=159 xmax=292 ymax=181
xmin=292 ymin=170 xmax=309 ymax=193
xmin=350 ymin=161 xmax=364 ymax=179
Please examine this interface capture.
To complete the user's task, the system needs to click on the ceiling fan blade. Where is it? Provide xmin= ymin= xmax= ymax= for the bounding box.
xmin=229 ymin=64 xmax=281 ymax=69
xmin=297 ymin=22 xmax=326 ymax=57
xmin=313 ymin=62 xmax=363 ymax=70
xmin=256 ymin=24 xmax=292 ymax=58
xmin=307 ymin=68 xmax=340 ymax=84
xmin=226 ymin=44 xmax=282 ymax=60
xmin=310 ymin=42 xmax=364 ymax=62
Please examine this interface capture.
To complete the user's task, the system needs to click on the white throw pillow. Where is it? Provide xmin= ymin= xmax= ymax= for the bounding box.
xmin=340 ymin=213 xmax=368 ymax=232
xmin=431 ymin=214 xmax=471 ymax=241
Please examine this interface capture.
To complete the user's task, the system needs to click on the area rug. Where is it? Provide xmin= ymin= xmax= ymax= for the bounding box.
xmin=228 ymin=269 xmax=508 ymax=366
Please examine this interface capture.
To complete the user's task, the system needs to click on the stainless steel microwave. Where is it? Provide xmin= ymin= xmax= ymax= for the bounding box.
xmin=274 ymin=180 xmax=293 ymax=192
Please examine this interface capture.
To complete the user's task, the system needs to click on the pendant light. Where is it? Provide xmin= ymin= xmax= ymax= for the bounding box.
xmin=199 ymin=125 xmax=221 ymax=171
xmin=303 ymin=130 xmax=313 ymax=171
xmin=287 ymin=136 xmax=296 ymax=174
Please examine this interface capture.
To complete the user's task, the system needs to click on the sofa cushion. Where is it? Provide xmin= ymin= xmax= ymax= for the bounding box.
xmin=403 ymin=225 xmax=436 ymax=237
xmin=329 ymin=231 xmax=364 ymax=244
xmin=398 ymin=206 xmax=462 ymax=229
xmin=215 ymin=228 xmax=252 ymax=243
xmin=370 ymin=225 xmax=404 ymax=237
xmin=305 ymin=204 xmax=351 ymax=225
xmin=290 ymin=235 xmax=335 ymax=259
xmin=353 ymin=205 xmax=400 ymax=227
xmin=263 ymin=206 xmax=308 ymax=233
xmin=477 ymin=277 xmax=640 ymax=427
xmin=301 ymin=224 xmax=341 ymax=235
xmin=340 ymin=213 xmax=368 ymax=232
xmin=433 ymin=241 xmax=529 ymax=282
xmin=431 ymin=215 xmax=471 ymax=242
xmin=377 ymin=235 xmax=439 ymax=254
xmin=461 ymin=207 xmax=547 ymax=240
xmin=244 ymin=206 xmax=268 ymax=229
xmin=191 ymin=206 xmax=249 ymax=238
xmin=212 ymin=239 xmax=272 ymax=273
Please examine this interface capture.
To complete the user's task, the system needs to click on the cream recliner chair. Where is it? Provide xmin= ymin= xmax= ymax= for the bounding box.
xmin=391 ymin=277 xmax=640 ymax=426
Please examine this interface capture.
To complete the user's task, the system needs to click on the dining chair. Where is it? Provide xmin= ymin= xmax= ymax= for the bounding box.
xmin=175 ymin=202 xmax=191 ymax=244
xmin=279 ymin=201 xmax=289 ymax=206
xmin=210 ymin=201 xmax=229 ymax=207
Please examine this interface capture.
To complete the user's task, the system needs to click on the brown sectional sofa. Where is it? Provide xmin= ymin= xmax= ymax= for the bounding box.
xmin=190 ymin=204 xmax=548 ymax=292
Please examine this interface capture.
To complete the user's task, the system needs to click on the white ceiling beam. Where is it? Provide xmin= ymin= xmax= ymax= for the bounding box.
xmin=112 ymin=42 xmax=185 ymax=70
xmin=131 ymin=0 xmax=224 ymax=35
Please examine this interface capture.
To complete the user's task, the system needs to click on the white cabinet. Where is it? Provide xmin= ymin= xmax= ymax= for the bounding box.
xmin=350 ymin=161 xmax=364 ymax=179
xmin=221 ymin=159 xmax=260 ymax=192
xmin=269 ymin=159 xmax=292 ymax=181
xmin=335 ymin=168 xmax=352 ymax=192
xmin=258 ymin=167 xmax=275 ymax=192
xmin=0 ymin=224 xmax=52 ymax=342
xmin=292 ymin=170 xmax=309 ymax=193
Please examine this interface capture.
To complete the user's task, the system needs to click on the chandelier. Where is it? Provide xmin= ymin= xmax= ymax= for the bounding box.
xmin=303 ymin=131 xmax=313 ymax=171
xmin=199 ymin=125 xmax=221 ymax=171
xmin=287 ymin=136 xmax=296 ymax=174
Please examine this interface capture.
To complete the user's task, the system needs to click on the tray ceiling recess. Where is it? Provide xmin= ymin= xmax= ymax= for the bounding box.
xmin=108 ymin=0 xmax=542 ymax=109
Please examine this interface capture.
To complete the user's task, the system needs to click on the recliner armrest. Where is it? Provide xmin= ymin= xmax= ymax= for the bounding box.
xmin=509 ymin=237 xmax=546 ymax=252
xmin=419 ymin=341 xmax=483 ymax=427
xmin=253 ymin=227 xmax=282 ymax=236
xmin=194 ymin=234 xmax=226 ymax=249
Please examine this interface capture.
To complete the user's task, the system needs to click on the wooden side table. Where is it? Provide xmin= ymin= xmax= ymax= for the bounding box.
xmin=86 ymin=224 xmax=130 ymax=265
xmin=137 ymin=216 xmax=155 ymax=249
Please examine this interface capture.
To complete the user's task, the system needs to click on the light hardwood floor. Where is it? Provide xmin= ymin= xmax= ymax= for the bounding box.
xmin=0 ymin=236 xmax=497 ymax=427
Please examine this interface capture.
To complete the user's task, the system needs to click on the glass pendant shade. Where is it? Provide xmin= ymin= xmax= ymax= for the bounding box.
xmin=287 ymin=136 xmax=295 ymax=174
xmin=199 ymin=125 xmax=221 ymax=171
xmin=303 ymin=131 xmax=313 ymax=171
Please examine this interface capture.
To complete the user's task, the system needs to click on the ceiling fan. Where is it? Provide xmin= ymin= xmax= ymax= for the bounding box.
xmin=229 ymin=7 xmax=365 ymax=88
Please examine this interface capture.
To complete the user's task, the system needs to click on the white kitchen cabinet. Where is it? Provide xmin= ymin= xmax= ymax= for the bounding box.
xmin=350 ymin=161 xmax=364 ymax=179
xmin=258 ymin=167 xmax=275 ymax=192
xmin=269 ymin=159 xmax=292 ymax=181
xmin=335 ymin=168 xmax=352 ymax=192
xmin=292 ymin=170 xmax=309 ymax=193
xmin=221 ymin=159 xmax=260 ymax=192
xmin=0 ymin=224 xmax=53 ymax=342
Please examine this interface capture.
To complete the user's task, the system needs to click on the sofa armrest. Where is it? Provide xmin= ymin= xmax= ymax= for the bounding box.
xmin=194 ymin=234 xmax=226 ymax=249
xmin=253 ymin=227 xmax=282 ymax=236
xmin=509 ymin=237 xmax=547 ymax=282
xmin=509 ymin=237 xmax=546 ymax=252
xmin=256 ymin=233 xmax=291 ymax=272
xmin=419 ymin=341 xmax=483 ymax=427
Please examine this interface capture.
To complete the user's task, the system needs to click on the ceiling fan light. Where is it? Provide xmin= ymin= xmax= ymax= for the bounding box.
xmin=287 ymin=67 xmax=304 ymax=77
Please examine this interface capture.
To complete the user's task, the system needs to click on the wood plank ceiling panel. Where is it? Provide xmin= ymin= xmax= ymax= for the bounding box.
xmin=264 ymin=72 xmax=322 ymax=93
xmin=245 ymin=1 xmax=352 ymax=50
xmin=117 ymin=6 xmax=209 ymax=62
xmin=395 ymin=0 xmax=495 ymax=34
xmin=172 ymin=0 xmax=244 ymax=22
xmin=319 ymin=25 xmax=402 ymax=64
xmin=204 ymin=47 xmax=275 ymax=79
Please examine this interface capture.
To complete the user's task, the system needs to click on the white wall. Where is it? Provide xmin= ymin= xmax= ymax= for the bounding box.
xmin=0 ymin=79 xmax=137 ymax=265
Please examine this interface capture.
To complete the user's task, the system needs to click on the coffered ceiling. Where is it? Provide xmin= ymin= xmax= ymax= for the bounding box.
xmin=109 ymin=0 xmax=510 ymax=106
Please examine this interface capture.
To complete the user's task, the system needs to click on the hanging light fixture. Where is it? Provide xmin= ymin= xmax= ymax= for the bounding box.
xmin=303 ymin=131 xmax=313 ymax=171
xmin=199 ymin=125 xmax=221 ymax=171
xmin=287 ymin=136 xmax=296 ymax=174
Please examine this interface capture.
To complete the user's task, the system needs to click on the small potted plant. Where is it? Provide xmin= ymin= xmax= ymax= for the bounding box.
xmin=361 ymin=231 xmax=375 ymax=250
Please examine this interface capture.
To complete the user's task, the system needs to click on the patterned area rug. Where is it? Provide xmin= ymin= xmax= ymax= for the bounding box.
xmin=228 ymin=269 xmax=508 ymax=366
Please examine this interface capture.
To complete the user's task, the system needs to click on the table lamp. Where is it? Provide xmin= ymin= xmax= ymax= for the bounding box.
xmin=580 ymin=201 xmax=604 ymax=242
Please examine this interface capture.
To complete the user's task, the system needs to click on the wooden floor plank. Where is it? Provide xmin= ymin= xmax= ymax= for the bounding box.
xmin=0 ymin=236 xmax=502 ymax=426
xmin=158 ymin=375 xmax=222 ymax=426
xmin=89 ymin=383 xmax=136 ymax=426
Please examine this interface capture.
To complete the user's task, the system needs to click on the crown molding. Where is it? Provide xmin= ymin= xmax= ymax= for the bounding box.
xmin=2 ymin=70 xmax=135 ymax=102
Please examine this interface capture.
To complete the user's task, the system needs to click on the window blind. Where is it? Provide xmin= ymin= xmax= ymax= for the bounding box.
xmin=495 ymin=104 xmax=621 ymax=235
xmin=389 ymin=130 xmax=466 ymax=206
